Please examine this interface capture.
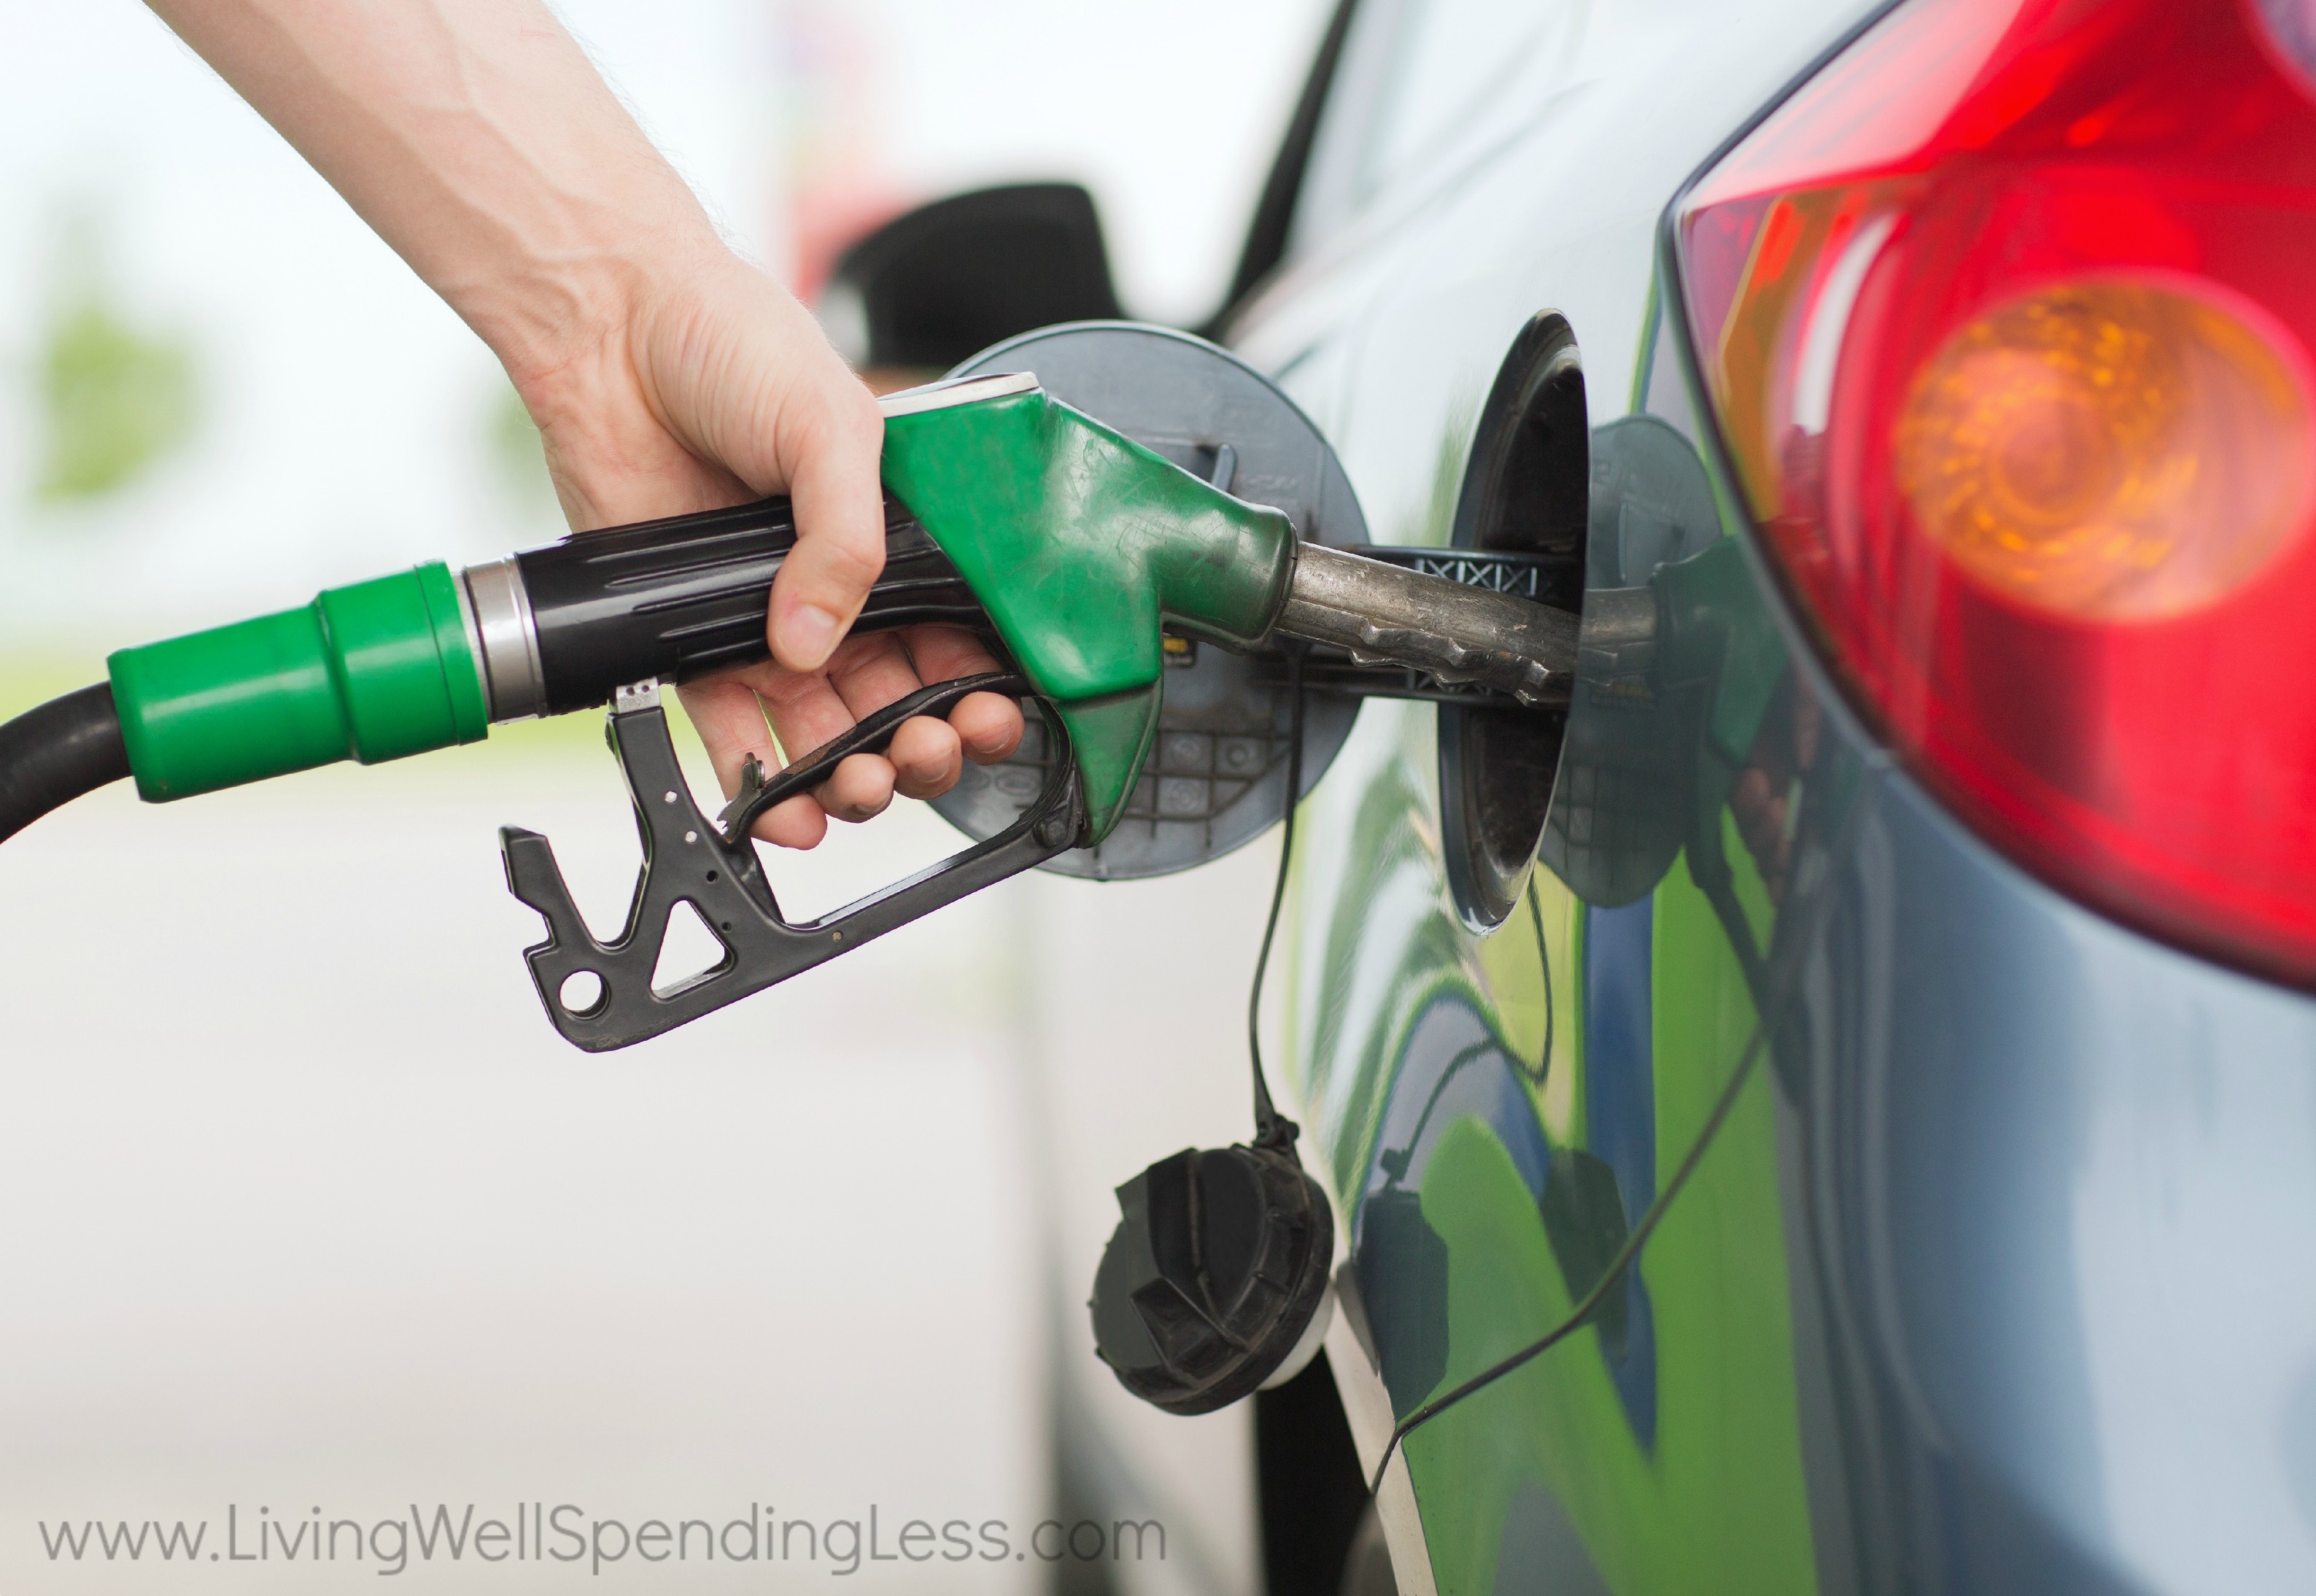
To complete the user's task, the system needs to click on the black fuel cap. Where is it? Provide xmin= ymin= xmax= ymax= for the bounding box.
xmin=1089 ymin=1144 xmax=1334 ymax=1416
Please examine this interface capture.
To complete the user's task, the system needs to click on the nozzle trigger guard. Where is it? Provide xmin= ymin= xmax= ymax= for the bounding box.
xmin=500 ymin=673 xmax=1082 ymax=1051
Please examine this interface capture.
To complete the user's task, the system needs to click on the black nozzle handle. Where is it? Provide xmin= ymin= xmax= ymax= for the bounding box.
xmin=490 ymin=495 xmax=993 ymax=719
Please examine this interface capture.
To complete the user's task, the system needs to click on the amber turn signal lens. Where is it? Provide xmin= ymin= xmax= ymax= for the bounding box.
xmin=1895 ymin=279 xmax=2313 ymax=621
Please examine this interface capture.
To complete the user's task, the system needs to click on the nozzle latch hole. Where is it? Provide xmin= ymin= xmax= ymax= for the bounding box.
xmin=558 ymin=970 xmax=605 ymax=1015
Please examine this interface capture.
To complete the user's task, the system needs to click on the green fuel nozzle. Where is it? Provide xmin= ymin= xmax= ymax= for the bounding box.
xmin=98 ymin=373 xmax=1044 ymax=811
xmin=101 ymin=372 xmax=1301 ymax=837
xmin=43 ymin=342 xmax=1581 ymax=1049
xmin=107 ymin=370 xmax=1576 ymax=837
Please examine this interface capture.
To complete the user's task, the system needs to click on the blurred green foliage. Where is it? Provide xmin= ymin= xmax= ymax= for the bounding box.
xmin=36 ymin=279 xmax=197 ymax=503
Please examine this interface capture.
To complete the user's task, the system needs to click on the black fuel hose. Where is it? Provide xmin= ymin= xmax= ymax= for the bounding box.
xmin=0 ymin=683 xmax=131 ymax=844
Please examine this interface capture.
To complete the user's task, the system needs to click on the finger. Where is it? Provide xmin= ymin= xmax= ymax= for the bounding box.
xmin=746 ymin=667 xmax=902 ymax=825
xmin=770 ymin=383 xmax=887 ymax=673
xmin=824 ymin=630 xmax=926 ymax=718
xmin=675 ymin=675 xmax=839 ymax=848
xmin=820 ymin=751 xmax=898 ymax=823
xmin=813 ymin=633 xmax=968 ymax=797
xmin=675 ymin=675 xmax=781 ymax=802
xmin=887 ymin=713 xmax=963 ymax=800
xmin=901 ymin=623 xmax=1005 ymax=681
xmin=805 ymin=631 xmax=956 ymax=798
xmin=951 ymin=692 xmax=1025 ymax=764
xmin=755 ymin=792 xmax=828 ymax=851
xmin=902 ymin=627 xmax=1025 ymax=762
xmin=756 ymin=666 xmax=867 ymax=766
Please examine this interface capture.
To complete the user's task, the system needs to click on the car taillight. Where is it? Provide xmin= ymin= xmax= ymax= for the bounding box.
xmin=1673 ymin=0 xmax=2316 ymax=982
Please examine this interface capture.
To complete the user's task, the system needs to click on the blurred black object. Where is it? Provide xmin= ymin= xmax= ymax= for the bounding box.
xmin=824 ymin=183 xmax=1123 ymax=371
xmin=1255 ymin=1351 xmax=1371 ymax=1596
xmin=1209 ymin=0 xmax=1361 ymax=332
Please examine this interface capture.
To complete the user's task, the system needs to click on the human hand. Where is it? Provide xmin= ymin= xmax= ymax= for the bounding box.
xmin=144 ymin=0 xmax=1021 ymax=849
xmin=516 ymin=247 xmax=1024 ymax=848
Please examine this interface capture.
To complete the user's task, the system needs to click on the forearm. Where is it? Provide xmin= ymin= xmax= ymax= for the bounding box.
xmin=145 ymin=0 xmax=721 ymax=391
xmin=150 ymin=0 xmax=907 ymax=713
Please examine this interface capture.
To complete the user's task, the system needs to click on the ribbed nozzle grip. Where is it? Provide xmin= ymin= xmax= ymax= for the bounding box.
xmin=513 ymin=495 xmax=989 ymax=716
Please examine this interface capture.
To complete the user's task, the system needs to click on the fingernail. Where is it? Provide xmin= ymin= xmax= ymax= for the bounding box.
xmin=783 ymin=605 xmax=840 ymax=669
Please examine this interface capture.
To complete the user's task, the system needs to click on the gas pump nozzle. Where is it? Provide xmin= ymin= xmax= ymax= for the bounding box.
xmin=39 ymin=339 xmax=1578 ymax=1048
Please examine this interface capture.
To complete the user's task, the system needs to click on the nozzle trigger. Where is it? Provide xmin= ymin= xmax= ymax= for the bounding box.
xmin=500 ymin=673 xmax=1082 ymax=1051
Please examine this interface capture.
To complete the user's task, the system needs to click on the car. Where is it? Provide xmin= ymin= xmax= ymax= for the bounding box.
xmin=828 ymin=0 xmax=2316 ymax=1591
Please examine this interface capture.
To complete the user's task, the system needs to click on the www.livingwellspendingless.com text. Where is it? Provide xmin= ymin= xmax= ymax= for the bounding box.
xmin=39 ymin=1503 xmax=1167 ymax=1576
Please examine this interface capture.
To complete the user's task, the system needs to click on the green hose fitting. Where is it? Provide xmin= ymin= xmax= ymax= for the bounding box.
xmin=882 ymin=387 xmax=1298 ymax=840
xmin=107 ymin=562 xmax=489 ymax=802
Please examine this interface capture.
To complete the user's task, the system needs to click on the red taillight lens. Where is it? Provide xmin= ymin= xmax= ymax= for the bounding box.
xmin=1676 ymin=0 xmax=2316 ymax=980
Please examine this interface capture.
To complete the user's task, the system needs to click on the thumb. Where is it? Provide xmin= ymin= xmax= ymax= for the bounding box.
xmin=770 ymin=379 xmax=887 ymax=672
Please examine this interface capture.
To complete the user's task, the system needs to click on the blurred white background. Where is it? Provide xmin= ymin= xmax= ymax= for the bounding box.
xmin=0 ymin=1 xmax=1333 ymax=1590
xmin=0 ymin=0 xmax=1330 ymax=640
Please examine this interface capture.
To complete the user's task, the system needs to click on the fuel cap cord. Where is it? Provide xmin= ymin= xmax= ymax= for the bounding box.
xmin=1247 ymin=643 xmax=1307 ymax=1155
xmin=1086 ymin=643 xmax=1340 ymax=1415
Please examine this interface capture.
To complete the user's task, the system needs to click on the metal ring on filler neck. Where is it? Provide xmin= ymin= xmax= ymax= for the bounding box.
xmin=461 ymin=556 xmax=547 ymax=722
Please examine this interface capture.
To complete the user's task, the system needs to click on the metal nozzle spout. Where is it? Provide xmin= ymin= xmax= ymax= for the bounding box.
xmin=1271 ymin=541 xmax=1581 ymax=705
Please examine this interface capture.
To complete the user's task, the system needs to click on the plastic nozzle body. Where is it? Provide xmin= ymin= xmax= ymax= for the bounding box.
xmin=107 ymin=562 xmax=489 ymax=802
xmin=882 ymin=388 xmax=1298 ymax=839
